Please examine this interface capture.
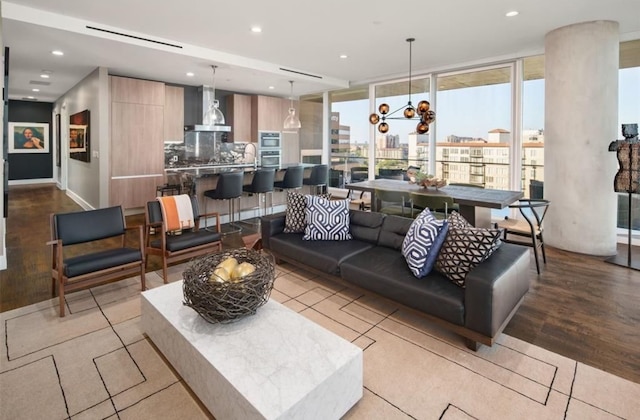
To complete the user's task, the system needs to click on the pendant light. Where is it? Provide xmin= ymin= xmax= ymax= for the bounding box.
xmin=368 ymin=38 xmax=435 ymax=134
xmin=204 ymin=65 xmax=225 ymax=125
xmin=283 ymin=80 xmax=301 ymax=131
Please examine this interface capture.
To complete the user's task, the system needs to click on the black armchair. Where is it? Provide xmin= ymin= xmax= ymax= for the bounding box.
xmin=48 ymin=206 xmax=145 ymax=317
xmin=145 ymin=195 xmax=222 ymax=283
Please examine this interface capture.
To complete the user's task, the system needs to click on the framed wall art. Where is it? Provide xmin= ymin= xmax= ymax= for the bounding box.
xmin=55 ymin=113 xmax=61 ymax=167
xmin=69 ymin=109 xmax=90 ymax=162
xmin=8 ymin=122 xmax=49 ymax=153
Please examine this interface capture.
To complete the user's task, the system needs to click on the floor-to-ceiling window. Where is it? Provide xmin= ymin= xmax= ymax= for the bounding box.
xmin=373 ymin=77 xmax=431 ymax=177
xmin=617 ymin=40 xmax=640 ymax=231
xmin=434 ymin=66 xmax=513 ymax=189
xmin=522 ymin=55 xmax=545 ymax=199
xmin=329 ymin=87 xmax=369 ymax=187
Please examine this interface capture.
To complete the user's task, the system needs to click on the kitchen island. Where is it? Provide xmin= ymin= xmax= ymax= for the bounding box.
xmin=164 ymin=163 xmax=316 ymax=225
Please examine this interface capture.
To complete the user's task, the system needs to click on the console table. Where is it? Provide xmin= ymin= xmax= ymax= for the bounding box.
xmin=141 ymin=281 xmax=363 ymax=419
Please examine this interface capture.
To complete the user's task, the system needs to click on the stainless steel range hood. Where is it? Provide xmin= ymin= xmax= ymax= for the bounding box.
xmin=184 ymin=85 xmax=232 ymax=132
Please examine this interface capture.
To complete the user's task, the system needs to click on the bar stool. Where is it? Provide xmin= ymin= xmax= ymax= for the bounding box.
xmin=241 ymin=168 xmax=275 ymax=224
xmin=203 ymin=171 xmax=244 ymax=234
xmin=274 ymin=165 xmax=304 ymax=192
xmin=303 ymin=164 xmax=328 ymax=195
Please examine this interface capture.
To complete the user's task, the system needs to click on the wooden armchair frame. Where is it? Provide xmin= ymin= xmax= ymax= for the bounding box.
xmin=48 ymin=206 xmax=145 ymax=317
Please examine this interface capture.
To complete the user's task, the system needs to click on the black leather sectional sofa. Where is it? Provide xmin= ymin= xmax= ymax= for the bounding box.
xmin=261 ymin=210 xmax=531 ymax=349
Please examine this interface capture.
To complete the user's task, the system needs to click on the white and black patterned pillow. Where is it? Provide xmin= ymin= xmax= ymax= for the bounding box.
xmin=402 ymin=209 xmax=449 ymax=278
xmin=283 ymin=191 xmax=330 ymax=233
xmin=283 ymin=191 xmax=307 ymax=233
xmin=303 ymin=196 xmax=352 ymax=241
xmin=435 ymin=211 xmax=502 ymax=287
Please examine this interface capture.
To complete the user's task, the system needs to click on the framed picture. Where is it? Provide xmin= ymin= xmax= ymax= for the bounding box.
xmin=8 ymin=122 xmax=49 ymax=153
xmin=69 ymin=124 xmax=87 ymax=152
xmin=69 ymin=109 xmax=90 ymax=162
xmin=55 ymin=114 xmax=61 ymax=167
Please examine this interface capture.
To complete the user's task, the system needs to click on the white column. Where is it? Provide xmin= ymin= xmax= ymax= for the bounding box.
xmin=545 ymin=20 xmax=619 ymax=255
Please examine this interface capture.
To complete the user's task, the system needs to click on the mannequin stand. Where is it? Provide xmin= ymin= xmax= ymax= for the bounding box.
xmin=606 ymin=123 xmax=639 ymax=270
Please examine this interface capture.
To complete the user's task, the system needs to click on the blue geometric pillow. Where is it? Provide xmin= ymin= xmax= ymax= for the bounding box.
xmin=402 ymin=209 xmax=449 ymax=277
xmin=303 ymin=196 xmax=352 ymax=241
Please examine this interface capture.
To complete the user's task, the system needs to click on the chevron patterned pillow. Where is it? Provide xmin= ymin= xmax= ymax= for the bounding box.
xmin=402 ymin=209 xmax=449 ymax=278
xmin=435 ymin=211 xmax=503 ymax=287
xmin=303 ymin=196 xmax=352 ymax=241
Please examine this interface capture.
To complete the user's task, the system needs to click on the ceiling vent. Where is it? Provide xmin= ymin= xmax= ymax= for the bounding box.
xmin=85 ymin=26 xmax=183 ymax=49
xmin=29 ymin=80 xmax=51 ymax=86
xmin=279 ymin=67 xmax=323 ymax=79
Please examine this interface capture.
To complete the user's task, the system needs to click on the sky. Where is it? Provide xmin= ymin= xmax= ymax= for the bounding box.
xmin=332 ymin=68 xmax=639 ymax=143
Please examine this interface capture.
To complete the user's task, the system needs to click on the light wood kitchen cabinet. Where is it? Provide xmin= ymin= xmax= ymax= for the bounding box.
xmin=251 ymin=95 xmax=297 ymax=138
xmin=164 ymin=85 xmax=184 ymax=142
xmin=226 ymin=94 xmax=252 ymax=142
xmin=109 ymin=75 xmax=165 ymax=209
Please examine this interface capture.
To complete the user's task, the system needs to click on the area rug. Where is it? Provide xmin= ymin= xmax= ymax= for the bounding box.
xmin=1 ymin=262 xmax=639 ymax=419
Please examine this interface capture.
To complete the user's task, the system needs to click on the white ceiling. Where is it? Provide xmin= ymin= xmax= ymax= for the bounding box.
xmin=3 ymin=0 xmax=640 ymax=103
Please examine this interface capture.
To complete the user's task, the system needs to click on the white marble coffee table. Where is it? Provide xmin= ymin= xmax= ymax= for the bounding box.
xmin=141 ymin=281 xmax=363 ymax=420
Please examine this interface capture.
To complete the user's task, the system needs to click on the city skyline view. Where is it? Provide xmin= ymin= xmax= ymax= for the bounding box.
xmin=331 ymin=68 xmax=639 ymax=144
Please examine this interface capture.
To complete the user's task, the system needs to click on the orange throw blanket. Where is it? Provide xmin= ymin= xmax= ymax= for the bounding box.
xmin=157 ymin=195 xmax=195 ymax=232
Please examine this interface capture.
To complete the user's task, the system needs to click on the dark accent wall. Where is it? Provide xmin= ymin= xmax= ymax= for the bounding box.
xmin=8 ymin=100 xmax=53 ymax=180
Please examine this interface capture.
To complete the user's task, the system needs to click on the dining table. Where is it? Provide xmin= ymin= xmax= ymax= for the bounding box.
xmin=345 ymin=179 xmax=524 ymax=227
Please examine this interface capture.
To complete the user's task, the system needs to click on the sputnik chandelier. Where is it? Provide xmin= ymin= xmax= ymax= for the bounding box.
xmin=368 ymin=38 xmax=435 ymax=134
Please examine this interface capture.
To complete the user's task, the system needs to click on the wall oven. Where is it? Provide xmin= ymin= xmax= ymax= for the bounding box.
xmin=258 ymin=131 xmax=282 ymax=149
xmin=260 ymin=149 xmax=282 ymax=167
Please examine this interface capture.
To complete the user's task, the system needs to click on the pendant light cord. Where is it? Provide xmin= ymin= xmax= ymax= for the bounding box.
xmin=407 ymin=38 xmax=414 ymax=105
xmin=211 ymin=65 xmax=218 ymax=105
xmin=289 ymin=81 xmax=294 ymax=109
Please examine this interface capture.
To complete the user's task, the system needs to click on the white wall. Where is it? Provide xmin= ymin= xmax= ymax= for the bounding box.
xmin=1 ymin=2 xmax=6 ymax=270
xmin=53 ymin=67 xmax=109 ymax=209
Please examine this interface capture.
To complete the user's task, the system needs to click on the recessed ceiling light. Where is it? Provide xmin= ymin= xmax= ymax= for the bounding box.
xmin=186 ymin=72 xmax=195 ymax=77
xmin=505 ymin=11 xmax=519 ymax=17
xmin=40 ymin=74 xmax=50 ymax=79
xmin=339 ymin=54 xmax=348 ymax=59
xmin=251 ymin=26 xmax=262 ymax=33
xmin=27 ymin=96 xmax=35 ymax=99
xmin=268 ymin=86 xmax=275 ymax=90
xmin=32 ymin=88 xmax=40 ymax=92
xmin=51 ymin=50 xmax=64 ymax=56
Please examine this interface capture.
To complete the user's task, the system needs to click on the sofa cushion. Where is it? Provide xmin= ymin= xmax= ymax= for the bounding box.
xmin=150 ymin=230 xmax=221 ymax=252
xmin=340 ymin=246 xmax=465 ymax=326
xmin=435 ymin=212 xmax=502 ymax=287
xmin=402 ymin=210 xmax=449 ymax=277
xmin=269 ymin=233 xmax=373 ymax=276
xmin=304 ymin=196 xmax=352 ymax=241
xmin=349 ymin=210 xmax=385 ymax=244
xmin=64 ymin=248 xmax=142 ymax=278
xmin=377 ymin=215 xmax=413 ymax=250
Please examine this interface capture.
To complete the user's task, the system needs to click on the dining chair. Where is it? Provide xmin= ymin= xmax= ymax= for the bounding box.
xmin=495 ymin=199 xmax=550 ymax=274
xmin=409 ymin=192 xmax=456 ymax=219
xmin=375 ymin=189 xmax=412 ymax=217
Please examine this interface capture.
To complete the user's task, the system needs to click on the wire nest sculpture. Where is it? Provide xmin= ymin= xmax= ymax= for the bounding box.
xmin=182 ymin=248 xmax=275 ymax=324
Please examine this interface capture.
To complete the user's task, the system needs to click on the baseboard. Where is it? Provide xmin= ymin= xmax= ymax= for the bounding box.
xmin=8 ymin=178 xmax=56 ymax=186
xmin=66 ymin=189 xmax=94 ymax=211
